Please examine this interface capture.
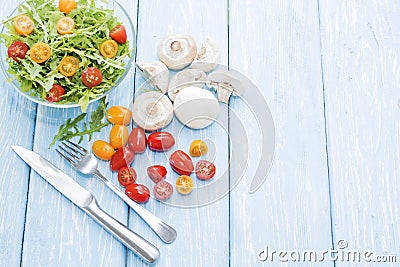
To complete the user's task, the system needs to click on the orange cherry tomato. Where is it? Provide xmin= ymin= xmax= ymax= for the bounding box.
xmin=30 ymin=42 xmax=51 ymax=63
xmin=59 ymin=56 xmax=79 ymax=77
xmin=176 ymin=175 xmax=194 ymax=195
xmin=109 ymin=124 xmax=128 ymax=149
xmin=100 ymin=40 xmax=118 ymax=58
xmin=56 ymin=17 xmax=75 ymax=35
xmin=14 ymin=15 xmax=34 ymax=36
xmin=59 ymin=0 xmax=77 ymax=14
xmin=106 ymin=106 xmax=132 ymax=125
xmin=189 ymin=140 xmax=208 ymax=157
xmin=92 ymin=140 xmax=114 ymax=161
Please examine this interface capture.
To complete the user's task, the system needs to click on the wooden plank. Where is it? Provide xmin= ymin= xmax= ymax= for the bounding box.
xmin=319 ymin=0 xmax=400 ymax=265
xmin=229 ymin=0 xmax=333 ymax=266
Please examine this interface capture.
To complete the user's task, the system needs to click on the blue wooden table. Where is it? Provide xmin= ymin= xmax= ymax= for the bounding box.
xmin=1 ymin=0 xmax=399 ymax=266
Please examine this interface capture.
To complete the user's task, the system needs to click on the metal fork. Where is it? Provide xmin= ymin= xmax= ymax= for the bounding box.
xmin=56 ymin=140 xmax=177 ymax=244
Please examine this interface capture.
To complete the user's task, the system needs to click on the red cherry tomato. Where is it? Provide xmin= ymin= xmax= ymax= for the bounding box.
xmin=195 ymin=160 xmax=216 ymax=180
xmin=110 ymin=25 xmax=127 ymax=44
xmin=118 ymin=167 xmax=137 ymax=187
xmin=81 ymin=67 xmax=102 ymax=88
xmin=148 ymin=132 xmax=175 ymax=152
xmin=169 ymin=150 xmax=194 ymax=175
xmin=147 ymin=165 xmax=167 ymax=183
xmin=46 ymin=84 xmax=65 ymax=102
xmin=7 ymin=40 xmax=28 ymax=61
xmin=128 ymin=128 xmax=147 ymax=153
xmin=125 ymin=184 xmax=150 ymax=203
xmin=110 ymin=147 xmax=134 ymax=171
xmin=153 ymin=181 xmax=173 ymax=201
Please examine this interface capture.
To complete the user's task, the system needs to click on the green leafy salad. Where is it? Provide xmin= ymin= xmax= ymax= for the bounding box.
xmin=0 ymin=0 xmax=131 ymax=111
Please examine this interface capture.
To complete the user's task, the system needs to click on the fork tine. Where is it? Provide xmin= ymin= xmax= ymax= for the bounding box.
xmin=65 ymin=140 xmax=89 ymax=154
xmin=56 ymin=148 xmax=77 ymax=165
xmin=62 ymin=141 xmax=85 ymax=156
xmin=58 ymin=145 xmax=80 ymax=161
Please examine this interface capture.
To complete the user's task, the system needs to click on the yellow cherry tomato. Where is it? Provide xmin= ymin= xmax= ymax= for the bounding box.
xmin=59 ymin=0 xmax=77 ymax=14
xmin=30 ymin=42 xmax=51 ymax=63
xmin=59 ymin=56 xmax=79 ymax=77
xmin=56 ymin=17 xmax=75 ymax=35
xmin=110 ymin=124 xmax=128 ymax=149
xmin=100 ymin=40 xmax=118 ymax=58
xmin=175 ymin=175 xmax=194 ymax=195
xmin=92 ymin=140 xmax=114 ymax=161
xmin=106 ymin=106 xmax=132 ymax=125
xmin=14 ymin=15 xmax=34 ymax=36
xmin=189 ymin=140 xmax=208 ymax=157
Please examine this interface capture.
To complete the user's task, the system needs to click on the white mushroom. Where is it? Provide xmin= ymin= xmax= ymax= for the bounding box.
xmin=168 ymin=69 xmax=206 ymax=101
xmin=173 ymin=87 xmax=219 ymax=129
xmin=132 ymin=91 xmax=173 ymax=131
xmin=136 ymin=61 xmax=169 ymax=94
xmin=157 ymin=34 xmax=197 ymax=70
xmin=206 ymin=69 xmax=248 ymax=104
xmin=190 ymin=37 xmax=219 ymax=72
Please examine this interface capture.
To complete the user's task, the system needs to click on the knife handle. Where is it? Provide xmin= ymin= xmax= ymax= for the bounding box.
xmin=83 ymin=198 xmax=160 ymax=264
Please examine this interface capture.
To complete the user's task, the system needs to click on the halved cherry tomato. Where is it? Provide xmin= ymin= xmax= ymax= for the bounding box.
xmin=189 ymin=140 xmax=208 ymax=157
xmin=59 ymin=56 xmax=79 ymax=77
xmin=7 ymin=40 xmax=28 ymax=62
xmin=46 ymin=84 xmax=64 ymax=102
xmin=56 ymin=17 xmax=75 ymax=35
xmin=176 ymin=175 xmax=194 ymax=195
xmin=106 ymin=106 xmax=132 ymax=125
xmin=110 ymin=147 xmax=134 ymax=171
xmin=92 ymin=140 xmax=114 ymax=161
xmin=195 ymin=160 xmax=216 ymax=180
xmin=109 ymin=124 xmax=128 ymax=149
xmin=81 ymin=67 xmax=102 ymax=88
xmin=100 ymin=40 xmax=118 ymax=58
xmin=169 ymin=150 xmax=194 ymax=175
xmin=14 ymin=15 xmax=34 ymax=36
xmin=59 ymin=0 xmax=77 ymax=14
xmin=118 ymin=167 xmax=137 ymax=187
xmin=147 ymin=165 xmax=167 ymax=183
xmin=30 ymin=42 xmax=51 ymax=63
xmin=125 ymin=184 xmax=150 ymax=203
xmin=148 ymin=132 xmax=175 ymax=152
xmin=153 ymin=181 xmax=173 ymax=201
xmin=109 ymin=25 xmax=127 ymax=44
xmin=128 ymin=128 xmax=147 ymax=153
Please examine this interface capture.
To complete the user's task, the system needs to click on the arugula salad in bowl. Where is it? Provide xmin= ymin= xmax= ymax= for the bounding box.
xmin=0 ymin=0 xmax=135 ymax=111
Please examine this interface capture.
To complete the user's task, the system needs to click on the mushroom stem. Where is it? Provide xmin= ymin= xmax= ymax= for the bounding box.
xmin=208 ymin=80 xmax=236 ymax=104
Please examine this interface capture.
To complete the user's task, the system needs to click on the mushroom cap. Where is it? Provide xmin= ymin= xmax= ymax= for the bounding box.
xmin=206 ymin=69 xmax=248 ymax=97
xmin=132 ymin=91 xmax=174 ymax=131
xmin=168 ymin=69 xmax=206 ymax=101
xmin=157 ymin=34 xmax=197 ymax=70
xmin=173 ymin=87 xmax=219 ymax=129
xmin=190 ymin=37 xmax=220 ymax=72
xmin=136 ymin=61 xmax=169 ymax=94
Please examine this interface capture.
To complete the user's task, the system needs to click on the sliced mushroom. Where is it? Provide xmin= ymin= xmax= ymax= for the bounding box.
xmin=168 ymin=69 xmax=206 ymax=101
xmin=190 ymin=37 xmax=219 ymax=72
xmin=173 ymin=87 xmax=219 ymax=129
xmin=206 ymin=69 xmax=248 ymax=104
xmin=136 ymin=61 xmax=169 ymax=94
xmin=132 ymin=91 xmax=173 ymax=131
xmin=157 ymin=34 xmax=197 ymax=70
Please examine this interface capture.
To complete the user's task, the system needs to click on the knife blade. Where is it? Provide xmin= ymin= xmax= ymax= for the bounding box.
xmin=12 ymin=146 xmax=160 ymax=264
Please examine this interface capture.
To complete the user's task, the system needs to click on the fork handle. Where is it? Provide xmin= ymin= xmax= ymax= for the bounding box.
xmin=94 ymin=170 xmax=177 ymax=244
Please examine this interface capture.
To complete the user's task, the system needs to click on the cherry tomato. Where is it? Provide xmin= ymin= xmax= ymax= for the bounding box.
xmin=7 ymin=40 xmax=28 ymax=62
xmin=128 ymin=128 xmax=147 ymax=153
xmin=189 ymin=140 xmax=208 ymax=157
xmin=148 ymin=132 xmax=175 ymax=152
xmin=46 ymin=84 xmax=64 ymax=102
xmin=30 ymin=42 xmax=51 ymax=63
xmin=118 ymin=167 xmax=137 ymax=187
xmin=100 ymin=40 xmax=118 ymax=58
xmin=14 ymin=15 xmax=34 ymax=36
xmin=153 ymin=181 xmax=173 ymax=201
xmin=109 ymin=124 xmax=128 ymax=149
xmin=56 ymin=17 xmax=75 ymax=35
xmin=109 ymin=25 xmax=127 ymax=44
xmin=106 ymin=106 xmax=132 ymax=125
xmin=125 ymin=184 xmax=150 ymax=203
xmin=59 ymin=56 xmax=79 ymax=77
xmin=92 ymin=140 xmax=114 ymax=161
xmin=110 ymin=147 xmax=134 ymax=171
xmin=147 ymin=165 xmax=167 ymax=183
xmin=176 ymin=175 xmax=194 ymax=195
xmin=59 ymin=0 xmax=77 ymax=14
xmin=169 ymin=150 xmax=194 ymax=175
xmin=81 ymin=67 xmax=102 ymax=88
xmin=195 ymin=160 xmax=216 ymax=180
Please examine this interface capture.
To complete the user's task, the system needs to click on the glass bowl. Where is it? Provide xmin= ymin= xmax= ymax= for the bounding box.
xmin=0 ymin=0 xmax=135 ymax=109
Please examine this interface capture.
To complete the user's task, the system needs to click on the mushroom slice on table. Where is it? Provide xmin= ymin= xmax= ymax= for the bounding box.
xmin=157 ymin=34 xmax=197 ymax=70
xmin=206 ymin=69 xmax=248 ymax=104
xmin=190 ymin=37 xmax=219 ymax=72
xmin=168 ymin=69 xmax=206 ymax=101
xmin=173 ymin=87 xmax=219 ymax=129
xmin=136 ymin=61 xmax=169 ymax=94
xmin=132 ymin=91 xmax=174 ymax=131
